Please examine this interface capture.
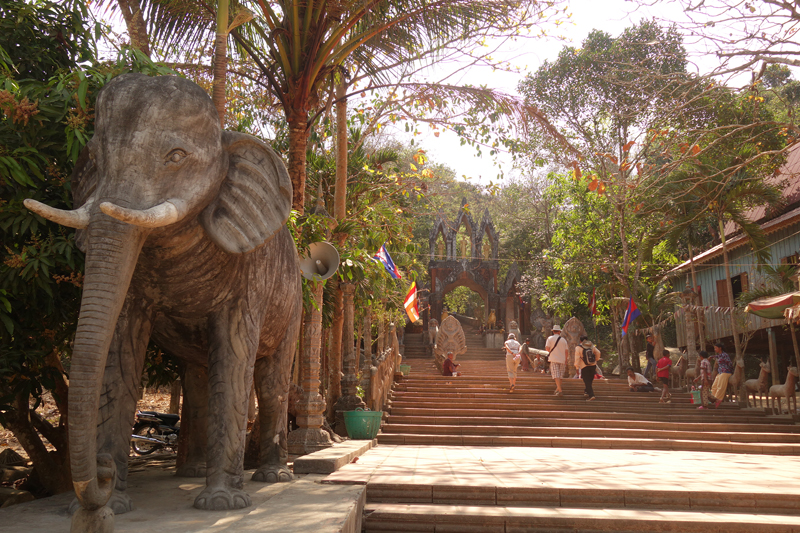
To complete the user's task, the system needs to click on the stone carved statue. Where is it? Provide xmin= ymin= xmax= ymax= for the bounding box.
xmin=487 ymin=309 xmax=497 ymax=330
xmin=433 ymin=316 xmax=468 ymax=370
xmin=529 ymin=307 xmax=549 ymax=350
xmin=509 ymin=320 xmax=521 ymax=341
xmin=459 ymin=238 xmax=468 ymax=259
xmin=482 ymin=240 xmax=491 ymax=259
xmin=436 ymin=238 xmax=445 ymax=259
xmin=561 ymin=317 xmax=587 ymax=377
xmin=25 ymin=75 xmax=302 ymax=529
xmin=427 ymin=318 xmax=439 ymax=345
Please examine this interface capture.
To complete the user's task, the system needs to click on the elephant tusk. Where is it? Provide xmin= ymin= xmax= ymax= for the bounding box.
xmin=23 ymin=197 xmax=94 ymax=229
xmin=100 ymin=199 xmax=188 ymax=228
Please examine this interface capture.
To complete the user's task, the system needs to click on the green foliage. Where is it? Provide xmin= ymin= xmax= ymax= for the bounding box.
xmin=0 ymin=0 xmax=176 ymax=427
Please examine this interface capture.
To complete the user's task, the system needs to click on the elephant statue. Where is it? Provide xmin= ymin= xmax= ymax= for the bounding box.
xmin=25 ymin=74 xmax=302 ymax=528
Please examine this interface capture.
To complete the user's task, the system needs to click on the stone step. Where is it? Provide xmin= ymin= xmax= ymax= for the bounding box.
xmin=365 ymin=483 xmax=800 ymax=515
xmin=375 ymin=432 xmax=800 ymax=454
xmin=364 ymin=503 xmax=800 ymax=532
xmin=379 ymin=423 xmax=800 ymax=443
xmin=384 ymin=415 xmax=800 ymax=433
xmin=387 ymin=407 xmax=772 ymax=424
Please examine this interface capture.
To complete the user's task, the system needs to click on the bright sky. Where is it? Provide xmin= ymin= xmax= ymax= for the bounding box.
xmin=400 ymin=0 xmax=693 ymax=186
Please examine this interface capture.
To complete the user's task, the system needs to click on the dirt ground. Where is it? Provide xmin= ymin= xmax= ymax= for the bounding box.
xmin=0 ymin=387 xmax=177 ymax=462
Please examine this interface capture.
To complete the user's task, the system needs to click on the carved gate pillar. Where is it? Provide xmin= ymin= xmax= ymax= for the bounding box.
xmin=288 ymin=280 xmax=333 ymax=454
xmin=334 ymin=283 xmax=365 ymax=436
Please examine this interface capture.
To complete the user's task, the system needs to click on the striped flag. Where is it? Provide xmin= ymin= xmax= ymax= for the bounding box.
xmin=373 ymin=243 xmax=401 ymax=279
xmin=621 ymin=297 xmax=641 ymax=337
xmin=404 ymin=282 xmax=420 ymax=323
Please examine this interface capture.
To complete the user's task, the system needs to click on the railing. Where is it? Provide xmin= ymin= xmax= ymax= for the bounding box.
xmin=366 ymin=323 xmax=400 ymax=412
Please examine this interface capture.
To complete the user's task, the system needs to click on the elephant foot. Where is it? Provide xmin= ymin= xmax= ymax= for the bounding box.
xmin=251 ymin=465 xmax=293 ymax=483
xmin=176 ymin=461 xmax=207 ymax=478
xmin=193 ymin=484 xmax=251 ymax=511
xmin=68 ymin=490 xmax=134 ymax=516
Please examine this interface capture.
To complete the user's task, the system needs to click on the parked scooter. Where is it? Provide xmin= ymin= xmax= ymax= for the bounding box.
xmin=130 ymin=410 xmax=180 ymax=455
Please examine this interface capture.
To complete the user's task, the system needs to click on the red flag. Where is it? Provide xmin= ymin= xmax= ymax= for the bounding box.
xmin=588 ymin=288 xmax=598 ymax=316
xmin=404 ymin=282 xmax=420 ymax=323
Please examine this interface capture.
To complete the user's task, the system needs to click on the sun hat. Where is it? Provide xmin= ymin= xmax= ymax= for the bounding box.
xmin=507 ymin=333 xmax=516 ymax=339
xmin=552 ymin=324 xmax=562 ymax=331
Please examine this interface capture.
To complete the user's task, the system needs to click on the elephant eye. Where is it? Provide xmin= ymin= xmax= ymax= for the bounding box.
xmin=165 ymin=149 xmax=188 ymax=165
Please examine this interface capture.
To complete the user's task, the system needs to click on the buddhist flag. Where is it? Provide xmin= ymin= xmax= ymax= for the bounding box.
xmin=404 ymin=282 xmax=420 ymax=323
xmin=373 ymin=243 xmax=401 ymax=279
xmin=588 ymin=288 xmax=598 ymax=316
xmin=621 ymin=297 xmax=641 ymax=337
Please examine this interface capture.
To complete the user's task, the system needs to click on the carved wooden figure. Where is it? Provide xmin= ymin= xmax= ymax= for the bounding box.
xmin=671 ymin=355 xmax=688 ymax=389
xmin=726 ymin=358 xmax=746 ymax=402
xmin=745 ymin=361 xmax=771 ymax=407
xmin=25 ymin=75 xmax=302 ymax=530
xmin=768 ymin=367 xmax=799 ymax=415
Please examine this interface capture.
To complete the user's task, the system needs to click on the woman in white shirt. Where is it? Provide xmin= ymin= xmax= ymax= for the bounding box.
xmin=504 ymin=333 xmax=521 ymax=392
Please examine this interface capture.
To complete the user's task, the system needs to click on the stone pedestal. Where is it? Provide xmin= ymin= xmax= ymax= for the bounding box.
xmin=334 ymin=283 xmax=365 ymax=436
xmin=288 ymin=280 xmax=333 ymax=455
xmin=485 ymin=331 xmax=504 ymax=349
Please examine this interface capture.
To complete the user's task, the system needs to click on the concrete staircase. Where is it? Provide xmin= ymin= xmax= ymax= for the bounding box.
xmin=380 ymin=357 xmax=800 ymax=455
xmin=348 ymin=339 xmax=800 ymax=532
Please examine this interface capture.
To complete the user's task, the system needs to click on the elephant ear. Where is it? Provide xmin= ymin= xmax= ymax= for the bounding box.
xmin=71 ymin=145 xmax=98 ymax=253
xmin=200 ymin=131 xmax=293 ymax=254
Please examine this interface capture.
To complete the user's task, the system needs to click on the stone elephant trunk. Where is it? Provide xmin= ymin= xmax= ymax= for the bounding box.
xmin=69 ymin=213 xmax=147 ymax=511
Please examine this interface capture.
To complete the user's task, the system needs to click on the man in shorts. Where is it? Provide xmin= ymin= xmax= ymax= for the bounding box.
xmin=545 ymin=324 xmax=568 ymax=396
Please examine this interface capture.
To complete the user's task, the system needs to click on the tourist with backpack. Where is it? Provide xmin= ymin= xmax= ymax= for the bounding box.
xmin=575 ymin=335 xmax=602 ymax=401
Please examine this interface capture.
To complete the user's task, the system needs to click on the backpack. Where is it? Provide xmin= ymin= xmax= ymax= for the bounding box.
xmin=582 ymin=346 xmax=597 ymax=365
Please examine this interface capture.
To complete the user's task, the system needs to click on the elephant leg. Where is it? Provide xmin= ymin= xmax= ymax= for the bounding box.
xmin=251 ymin=318 xmax=299 ymax=483
xmin=69 ymin=295 xmax=154 ymax=516
xmin=175 ymin=362 xmax=208 ymax=478
xmin=193 ymin=308 xmax=257 ymax=511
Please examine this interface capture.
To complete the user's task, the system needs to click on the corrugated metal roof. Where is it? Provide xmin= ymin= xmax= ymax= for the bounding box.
xmin=723 ymin=144 xmax=800 ymax=235
xmin=670 ymin=145 xmax=800 ymax=275
xmin=669 ymin=202 xmax=800 ymax=275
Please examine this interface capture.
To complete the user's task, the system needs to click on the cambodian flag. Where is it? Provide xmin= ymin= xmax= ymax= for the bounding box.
xmin=373 ymin=243 xmax=402 ymax=279
xmin=621 ymin=297 xmax=641 ymax=337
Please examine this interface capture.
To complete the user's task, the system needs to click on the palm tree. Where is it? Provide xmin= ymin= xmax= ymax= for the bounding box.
xmin=233 ymin=0 xmax=563 ymax=213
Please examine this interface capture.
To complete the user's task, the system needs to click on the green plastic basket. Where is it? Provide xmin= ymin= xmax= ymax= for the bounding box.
xmin=343 ymin=409 xmax=383 ymax=439
xmin=399 ymin=364 xmax=411 ymax=376
xmin=690 ymin=390 xmax=701 ymax=404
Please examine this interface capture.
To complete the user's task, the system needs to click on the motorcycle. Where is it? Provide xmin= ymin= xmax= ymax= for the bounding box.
xmin=130 ymin=410 xmax=180 ymax=455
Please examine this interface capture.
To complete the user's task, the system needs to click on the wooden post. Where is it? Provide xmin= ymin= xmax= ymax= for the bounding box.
xmin=790 ymin=322 xmax=800 ymax=373
xmin=334 ymin=283 xmax=365 ymax=436
xmin=767 ymin=327 xmax=780 ymax=386
xmin=287 ymin=280 xmax=333 ymax=455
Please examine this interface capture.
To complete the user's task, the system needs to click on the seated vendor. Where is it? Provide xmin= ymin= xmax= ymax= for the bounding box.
xmin=443 ymin=351 xmax=461 ymax=376
xmin=626 ymin=367 xmax=655 ymax=392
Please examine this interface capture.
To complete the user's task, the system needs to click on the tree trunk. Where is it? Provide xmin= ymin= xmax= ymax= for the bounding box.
xmin=334 ymin=83 xmax=348 ymax=222
xmin=719 ymin=221 xmax=747 ymax=405
xmin=4 ymin=392 xmax=71 ymax=495
xmin=116 ymin=0 xmax=151 ymax=57
xmin=688 ymin=243 xmax=705 ymax=351
xmin=212 ymin=0 xmax=229 ymax=127
xmin=168 ymin=380 xmax=181 ymax=414
xmin=327 ymin=280 xmax=344 ymax=421
xmin=288 ymin=111 xmax=310 ymax=214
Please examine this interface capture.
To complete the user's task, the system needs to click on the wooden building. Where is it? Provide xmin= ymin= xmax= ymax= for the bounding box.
xmin=669 ymin=146 xmax=800 ymax=381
